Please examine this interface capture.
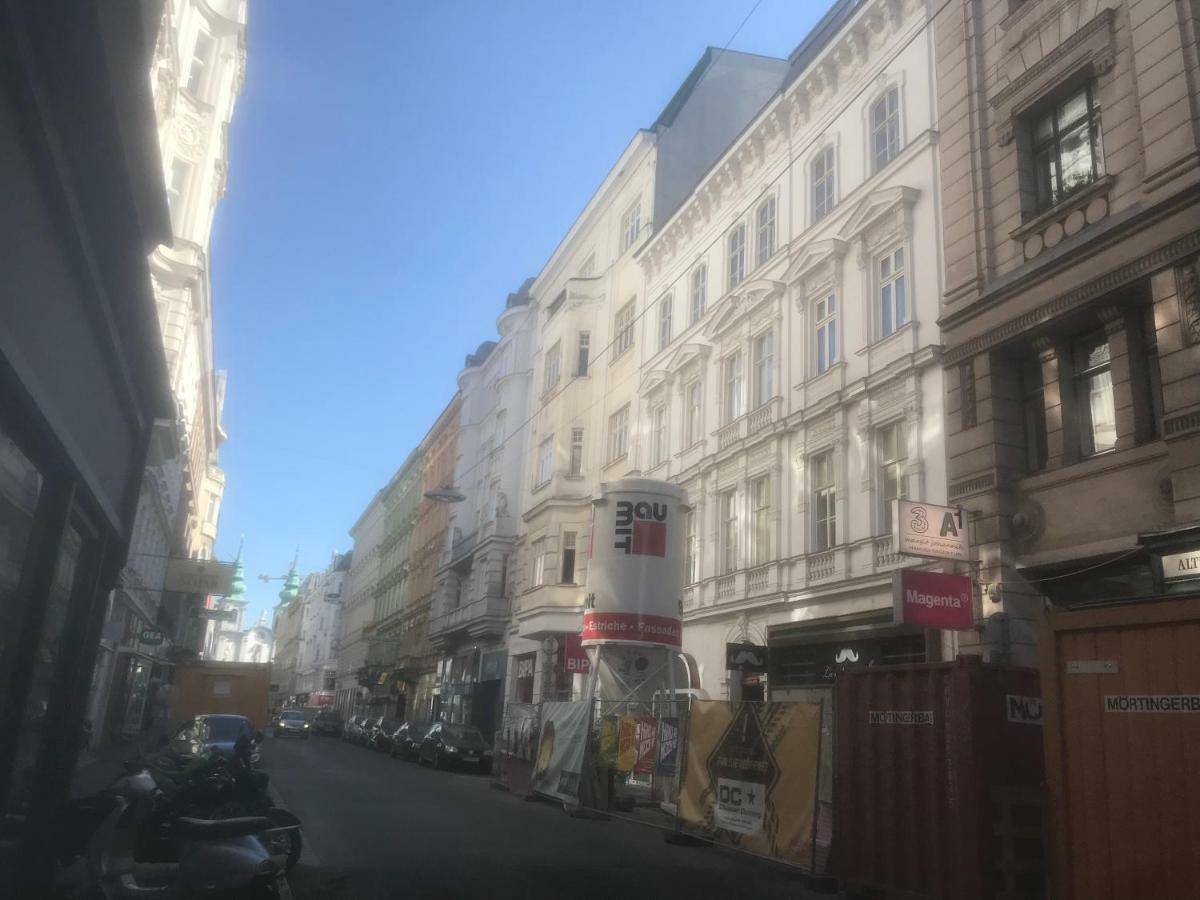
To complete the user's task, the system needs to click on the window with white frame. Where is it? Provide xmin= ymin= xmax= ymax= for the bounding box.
xmin=720 ymin=489 xmax=738 ymax=574
xmin=752 ymin=328 xmax=775 ymax=409
xmin=727 ymin=223 xmax=746 ymax=290
xmin=685 ymin=381 xmax=702 ymax=447
xmin=495 ymin=410 xmax=507 ymax=445
xmin=532 ymin=539 xmax=547 ymax=587
xmin=815 ymin=294 xmax=838 ymax=375
xmin=568 ymin=427 xmax=584 ymax=476
xmin=878 ymin=247 xmax=907 ymax=338
xmin=685 ymin=510 xmax=698 ymax=584
xmin=722 ymin=351 xmax=744 ymax=424
xmin=658 ymin=295 xmax=673 ymax=351
xmin=871 ymin=87 xmax=901 ymax=173
xmin=579 ymin=253 xmax=595 ymax=277
xmin=812 ymin=145 xmax=836 ymax=222
xmin=536 ymin=436 xmax=554 ymax=488
xmin=652 ymin=405 xmax=669 ymax=465
xmin=812 ymin=452 xmax=836 ymax=551
xmin=756 ymin=196 xmax=777 ymax=266
xmin=690 ymin=264 xmax=707 ymax=324
xmin=608 ymin=405 xmax=629 ymax=463
xmin=543 ymin=341 xmax=561 ymax=393
xmin=613 ymin=300 xmax=635 ymax=358
xmin=878 ymin=421 xmax=907 ymax=534
xmin=186 ymin=30 xmax=214 ymax=95
xmin=620 ymin=199 xmax=641 ymax=253
xmin=576 ymin=332 xmax=590 ymax=376
xmin=1073 ymin=332 xmax=1117 ymax=456
xmin=751 ymin=476 xmax=771 ymax=566
xmin=561 ymin=531 xmax=577 ymax=584
xmin=167 ymin=160 xmax=191 ymax=225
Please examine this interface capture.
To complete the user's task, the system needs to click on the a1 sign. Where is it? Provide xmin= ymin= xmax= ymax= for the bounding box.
xmin=892 ymin=568 xmax=975 ymax=630
xmin=893 ymin=499 xmax=969 ymax=562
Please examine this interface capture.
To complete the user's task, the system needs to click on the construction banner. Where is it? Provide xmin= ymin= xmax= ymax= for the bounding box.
xmin=529 ymin=701 xmax=590 ymax=804
xmin=678 ymin=700 xmax=822 ymax=867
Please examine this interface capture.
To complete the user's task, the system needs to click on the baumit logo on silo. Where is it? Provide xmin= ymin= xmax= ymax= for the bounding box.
xmin=613 ymin=500 xmax=668 ymax=557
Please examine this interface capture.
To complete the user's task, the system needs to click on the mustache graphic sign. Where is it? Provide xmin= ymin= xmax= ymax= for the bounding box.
xmin=726 ymin=642 xmax=768 ymax=673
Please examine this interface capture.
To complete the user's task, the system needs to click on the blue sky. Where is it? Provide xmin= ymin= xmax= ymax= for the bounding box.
xmin=211 ymin=0 xmax=833 ymax=627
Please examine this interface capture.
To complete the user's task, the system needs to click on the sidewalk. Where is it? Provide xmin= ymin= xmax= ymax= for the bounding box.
xmin=71 ymin=729 xmax=164 ymax=797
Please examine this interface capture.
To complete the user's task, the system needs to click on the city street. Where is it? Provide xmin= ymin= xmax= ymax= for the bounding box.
xmin=261 ymin=734 xmax=826 ymax=899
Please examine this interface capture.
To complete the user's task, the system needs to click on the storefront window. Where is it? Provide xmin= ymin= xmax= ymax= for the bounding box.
xmin=0 ymin=432 xmax=44 ymax=714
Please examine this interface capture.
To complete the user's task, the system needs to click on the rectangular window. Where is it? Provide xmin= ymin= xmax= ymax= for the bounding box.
xmin=722 ymin=351 xmax=744 ymax=424
xmin=871 ymin=87 xmax=900 ymax=173
xmin=1031 ymin=84 xmax=1104 ymax=212
xmin=205 ymin=494 xmax=218 ymax=524
xmin=690 ymin=265 xmax=707 ymax=324
xmin=543 ymin=341 xmax=561 ymax=394
xmin=579 ymin=253 xmax=595 ymax=277
xmin=532 ymin=540 xmax=547 ymax=587
xmin=1021 ymin=355 xmax=1048 ymax=473
xmin=752 ymin=328 xmax=775 ymax=409
xmin=685 ymin=510 xmax=698 ymax=584
xmin=652 ymin=405 xmax=669 ymax=465
xmin=568 ymin=427 xmax=584 ymax=476
xmin=561 ymin=532 xmax=577 ymax=584
xmin=727 ymin=224 xmax=746 ymax=290
xmin=721 ymin=489 xmax=738 ymax=574
xmin=613 ymin=300 xmax=635 ymax=358
xmin=1142 ymin=306 xmax=1164 ymax=440
xmin=878 ymin=422 xmax=907 ymax=534
xmin=815 ymin=294 xmax=838 ymax=374
xmin=756 ymin=196 xmax=777 ymax=266
xmin=187 ymin=30 xmax=214 ymax=94
xmin=812 ymin=453 xmax=836 ymax=551
xmin=812 ymin=146 xmax=836 ymax=222
xmin=751 ymin=476 xmax=771 ymax=566
xmin=878 ymin=247 xmax=907 ymax=338
xmin=620 ymin=200 xmax=641 ymax=253
xmin=167 ymin=160 xmax=191 ymax=225
xmin=608 ymin=405 xmax=629 ymax=463
xmin=536 ymin=436 xmax=554 ymax=487
xmin=685 ymin=381 xmax=702 ymax=447
xmin=576 ymin=332 xmax=590 ymax=376
xmin=514 ymin=653 xmax=536 ymax=703
xmin=1073 ymin=332 xmax=1116 ymax=456
xmin=658 ymin=295 xmax=673 ymax=351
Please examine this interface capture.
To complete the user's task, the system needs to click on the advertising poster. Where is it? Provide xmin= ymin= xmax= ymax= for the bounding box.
xmin=529 ymin=701 xmax=590 ymax=804
xmin=616 ymin=715 xmax=638 ymax=772
xmin=598 ymin=715 xmax=620 ymax=767
xmin=634 ymin=716 xmax=658 ymax=774
xmin=495 ymin=702 xmax=538 ymax=797
xmin=678 ymin=700 xmax=822 ymax=866
xmin=657 ymin=717 xmax=680 ymax=776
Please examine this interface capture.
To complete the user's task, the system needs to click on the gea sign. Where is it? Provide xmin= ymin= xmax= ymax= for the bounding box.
xmin=893 ymin=500 xmax=969 ymax=562
xmin=892 ymin=568 xmax=974 ymax=630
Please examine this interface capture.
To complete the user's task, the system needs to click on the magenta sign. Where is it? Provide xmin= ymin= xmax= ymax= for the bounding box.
xmin=892 ymin=568 xmax=975 ymax=630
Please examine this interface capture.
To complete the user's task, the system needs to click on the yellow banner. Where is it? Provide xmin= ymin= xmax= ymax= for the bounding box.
xmin=679 ymin=700 xmax=822 ymax=866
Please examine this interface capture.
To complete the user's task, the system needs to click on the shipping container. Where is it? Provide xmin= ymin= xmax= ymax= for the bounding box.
xmin=834 ymin=657 xmax=1046 ymax=899
xmin=1039 ymin=599 xmax=1200 ymax=900
xmin=171 ymin=660 xmax=272 ymax=730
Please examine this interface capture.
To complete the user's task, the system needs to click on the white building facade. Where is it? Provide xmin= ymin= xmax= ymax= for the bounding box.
xmin=336 ymin=494 xmax=385 ymax=716
xmin=291 ymin=554 xmax=350 ymax=700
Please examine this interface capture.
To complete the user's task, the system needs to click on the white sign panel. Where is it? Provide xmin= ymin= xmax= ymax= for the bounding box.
xmin=1006 ymin=695 xmax=1043 ymax=725
xmin=868 ymin=710 xmax=934 ymax=725
xmin=1066 ymin=659 xmax=1119 ymax=675
xmin=1104 ymin=695 xmax=1200 ymax=713
xmin=1161 ymin=549 xmax=1200 ymax=582
xmin=164 ymin=557 xmax=236 ymax=595
xmin=714 ymin=777 xmax=766 ymax=834
xmin=892 ymin=500 xmax=969 ymax=562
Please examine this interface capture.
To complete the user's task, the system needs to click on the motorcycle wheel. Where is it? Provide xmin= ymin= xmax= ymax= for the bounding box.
xmin=264 ymin=807 xmax=302 ymax=874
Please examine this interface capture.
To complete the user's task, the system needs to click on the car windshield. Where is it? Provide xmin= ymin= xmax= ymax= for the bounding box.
xmin=442 ymin=725 xmax=486 ymax=748
xmin=204 ymin=717 xmax=248 ymax=741
xmin=281 ymin=711 xmax=305 ymax=722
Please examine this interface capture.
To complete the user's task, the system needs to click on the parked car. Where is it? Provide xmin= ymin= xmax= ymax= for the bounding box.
xmin=312 ymin=709 xmax=342 ymax=736
xmin=343 ymin=715 xmax=370 ymax=745
xmin=388 ymin=721 xmax=428 ymax=761
xmin=366 ymin=717 xmax=399 ymax=752
xmin=169 ymin=714 xmax=263 ymax=762
xmin=275 ymin=709 xmax=310 ymax=739
xmin=418 ymin=722 xmax=492 ymax=773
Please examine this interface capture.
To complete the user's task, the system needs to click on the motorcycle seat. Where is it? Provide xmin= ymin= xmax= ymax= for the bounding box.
xmin=171 ymin=815 xmax=271 ymax=839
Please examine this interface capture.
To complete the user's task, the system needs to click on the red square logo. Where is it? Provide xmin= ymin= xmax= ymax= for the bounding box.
xmin=631 ymin=520 xmax=666 ymax=557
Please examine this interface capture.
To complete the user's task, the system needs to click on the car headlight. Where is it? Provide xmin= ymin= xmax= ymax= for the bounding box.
xmin=445 ymin=745 xmax=458 ymax=754
xmin=303 ymin=723 xmax=310 ymax=729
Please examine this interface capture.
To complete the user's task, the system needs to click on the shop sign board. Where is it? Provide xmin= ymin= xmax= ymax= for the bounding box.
xmin=1006 ymin=695 xmax=1043 ymax=725
xmin=193 ymin=607 xmax=239 ymax=622
xmin=892 ymin=568 xmax=975 ymax=630
xmin=893 ymin=500 xmax=969 ymax=562
xmin=725 ymin=642 xmax=767 ymax=673
xmin=1161 ymin=548 xmax=1200 ymax=582
xmin=560 ymin=632 xmax=591 ymax=674
xmin=139 ymin=628 xmax=164 ymax=646
xmin=583 ymin=479 xmax=686 ymax=648
xmin=164 ymin=558 xmax=236 ymax=595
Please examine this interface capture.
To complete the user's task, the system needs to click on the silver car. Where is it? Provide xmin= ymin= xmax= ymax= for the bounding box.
xmin=274 ymin=709 xmax=310 ymax=739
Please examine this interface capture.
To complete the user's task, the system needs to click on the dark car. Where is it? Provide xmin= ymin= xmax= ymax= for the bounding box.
xmin=312 ymin=709 xmax=342 ymax=736
xmin=367 ymin=717 xmax=399 ymax=752
xmin=418 ymin=722 xmax=492 ymax=772
xmin=275 ymin=709 xmax=310 ymax=739
xmin=343 ymin=715 xmax=369 ymax=744
xmin=170 ymin=714 xmax=263 ymax=762
xmin=388 ymin=721 xmax=428 ymax=761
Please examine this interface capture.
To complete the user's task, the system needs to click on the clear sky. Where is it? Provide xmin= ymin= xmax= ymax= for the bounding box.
xmin=210 ymin=0 xmax=834 ymax=628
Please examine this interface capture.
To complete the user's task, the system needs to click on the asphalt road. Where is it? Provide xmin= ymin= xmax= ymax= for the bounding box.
xmin=261 ymin=733 xmax=828 ymax=900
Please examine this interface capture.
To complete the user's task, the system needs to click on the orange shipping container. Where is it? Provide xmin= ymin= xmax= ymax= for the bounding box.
xmin=171 ymin=660 xmax=271 ymax=730
xmin=1040 ymin=600 xmax=1200 ymax=900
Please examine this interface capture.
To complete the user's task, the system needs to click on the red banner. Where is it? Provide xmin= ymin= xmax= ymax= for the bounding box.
xmin=581 ymin=612 xmax=682 ymax=647
xmin=634 ymin=716 xmax=658 ymax=774
xmin=560 ymin=632 xmax=591 ymax=674
xmin=893 ymin=569 xmax=974 ymax=629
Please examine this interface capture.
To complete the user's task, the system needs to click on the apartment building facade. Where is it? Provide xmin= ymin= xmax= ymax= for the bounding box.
xmin=335 ymin=491 xmax=384 ymax=716
xmin=934 ymin=0 xmax=1200 ymax=661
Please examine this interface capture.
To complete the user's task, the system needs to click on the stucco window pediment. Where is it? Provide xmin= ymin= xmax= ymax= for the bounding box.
xmin=838 ymin=185 xmax=919 ymax=249
xmin=783 ymin=239 xmax=849 ymax=303
xmin=702 ymin=279 xmax=783 ymax=340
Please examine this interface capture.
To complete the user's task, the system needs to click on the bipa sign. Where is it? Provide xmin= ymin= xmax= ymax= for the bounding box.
xmin=892 ymin=568 xmax=975 ymax=630
xmin=893 ymin=500 xmax=969 ymax=562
